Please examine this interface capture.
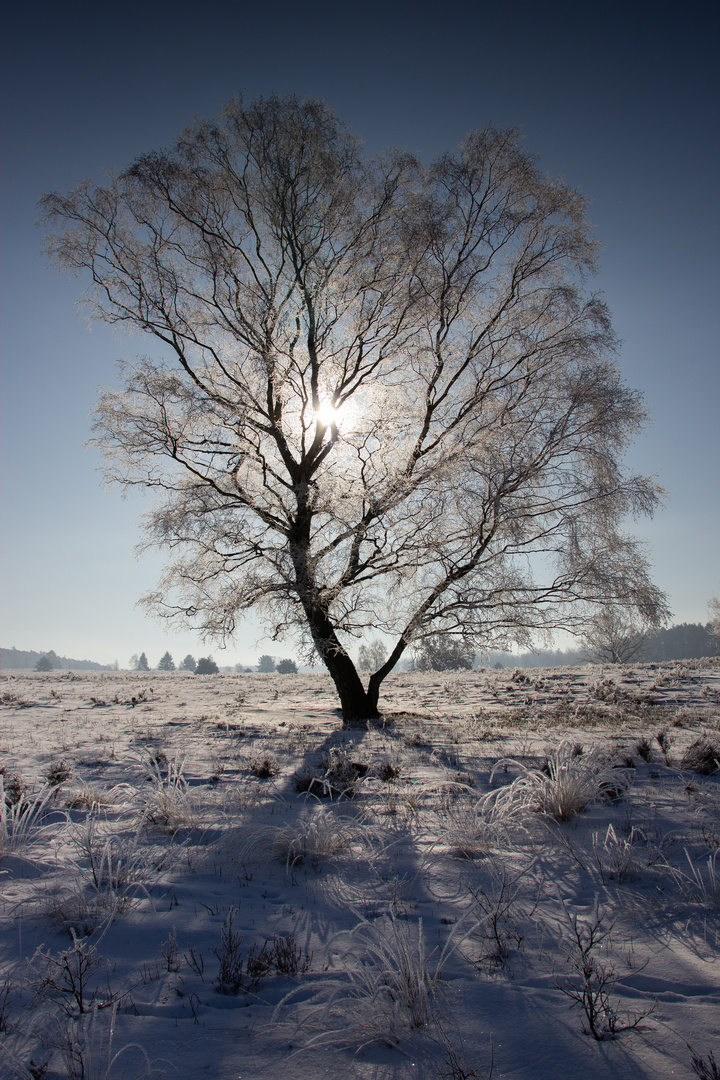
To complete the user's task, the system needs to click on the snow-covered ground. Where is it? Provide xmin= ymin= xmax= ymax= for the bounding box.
xmin=1 ymin=661 xmax=718 ymax=1079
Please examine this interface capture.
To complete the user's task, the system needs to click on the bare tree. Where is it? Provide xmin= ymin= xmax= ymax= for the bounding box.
xmin=580 ymin=607 xmax=649 ymax=665
xmin=413 ymin=633 xmax=475 ymax=671
xmin=357 ymin=639 xmax=387 ymax=672
xmin=708 ymin=596 xmax=720 ymax=637
xmin=41 ymin=94 xmax=669 ymax=724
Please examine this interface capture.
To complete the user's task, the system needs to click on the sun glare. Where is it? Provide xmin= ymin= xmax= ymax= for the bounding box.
xmin=315 ymin=400 xmax=339 ymax=427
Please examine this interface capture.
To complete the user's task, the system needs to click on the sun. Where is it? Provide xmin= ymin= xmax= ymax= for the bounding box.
xmin=315 ymin=399 xmax=339 ymax=427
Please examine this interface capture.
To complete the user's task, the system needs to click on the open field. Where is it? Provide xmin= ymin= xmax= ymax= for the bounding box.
xmin=1 ymin=661 xmax=719 ymax=1079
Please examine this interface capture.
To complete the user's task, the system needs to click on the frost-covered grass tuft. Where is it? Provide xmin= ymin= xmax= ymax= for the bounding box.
xmin=488 ymin=743 xmax=631 ymax=822
xmin=225 ymin=805 xmax=382 ymax=869
xmin=672 ymin=849 xmax=720 ymax=907
xmin=276 ymin=914 xmax=454 ymax=1051
xmin=55 ymin=1002 xmax=169 ymax=1079
xmin=0 ymin=778 xmax=55 ymax=858
xmin=681 ymin=738 xmax=720 ymax=775
xmin=35 ymin=817 xmax=167 ymax=933
xmin=136 ymin=753 xmax=198 ymax=831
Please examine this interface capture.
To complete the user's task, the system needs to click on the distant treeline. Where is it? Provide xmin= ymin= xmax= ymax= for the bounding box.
xmin=2 ymin=622 xmax=717 ymax=675
xmin=0 ymin=647 xmax=114 ymax=672
xmin=642 ymin=622 xmax=719 ymax=662
xmin=482 ymin=648 xmax=583 ymax=669
xmin=483 ymin=622 xmax=719 ymax=668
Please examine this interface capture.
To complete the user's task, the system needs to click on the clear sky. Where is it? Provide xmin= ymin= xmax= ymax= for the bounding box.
xmin=1 ymin=0 xmax=718 ymax=669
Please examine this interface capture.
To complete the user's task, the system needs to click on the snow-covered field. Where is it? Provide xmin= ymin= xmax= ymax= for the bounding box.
xmin=1 ymin=661 xmax=719 ymax=1079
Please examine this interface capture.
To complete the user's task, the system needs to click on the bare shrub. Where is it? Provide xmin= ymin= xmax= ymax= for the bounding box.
xmin=689 ymin=1045 xmax=720 ymax=1080
xmin=213 ymin=911 xmax=311 ymax=995
xmin=214 ymin=909 xmax=245 ymax=994
xmin=555 ymin=900 xmax=654 ymax=1040
xmin=53 ymin=1001 xmax=168 ymax=1080
xmin=467 ymin=861 xmax=538 ymax=968
xmin=28 ymin=933 xmax=110 ymax=1017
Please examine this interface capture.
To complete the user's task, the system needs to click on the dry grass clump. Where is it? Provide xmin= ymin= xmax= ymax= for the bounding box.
xmin=35 ymin=818 xmax=165 ymax=933
xmin=248 ymin=755 xmax=280 ymax=779
xmin=443 ymin=794 xmax=523 ymax=858
xmin=46 ymin=759 xmax=74 ymax=787
xmin=681 ymin=738 xmax=720 ymax=775
xmin=0 ymin=778 xmax=55 ymax=859
xmin=276 ymin=914 xmax=453 ymax=1051
xmin=294 ymin=747 xmax=369 ymax=799
xmin=488 ymin=743 xmax=631 ymax=823
xmin=135 ymin=753 xmax=198 ymax=831
xmin=224 ymin=806 xmax=380 ymax=869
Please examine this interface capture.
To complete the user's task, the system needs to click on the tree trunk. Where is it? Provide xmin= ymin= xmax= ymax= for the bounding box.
xmin=320 ymin=646 xmax=381 ymax=726
xmin=295 ymin=584 xmax=380 ymax=725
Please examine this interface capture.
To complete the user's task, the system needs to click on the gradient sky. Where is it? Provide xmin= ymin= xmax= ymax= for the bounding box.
xmin=1 ymin=0 xmax=718 ymax=668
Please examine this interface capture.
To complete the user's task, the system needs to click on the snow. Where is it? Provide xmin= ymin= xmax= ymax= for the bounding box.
xmin=1 ymin=661 xmax=718 ymax=1078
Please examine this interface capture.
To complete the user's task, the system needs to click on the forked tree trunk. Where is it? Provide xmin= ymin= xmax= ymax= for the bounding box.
xmin=321 ymin=647 xmax=381 ymax=726
xmin=298 ymin=594 xmax=380 ymax=725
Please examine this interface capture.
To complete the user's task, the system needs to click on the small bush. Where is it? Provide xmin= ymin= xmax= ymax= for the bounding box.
xmin=213 ymin=912 xmax=311 ymax=994
xmin=377 ymin=761 xmax=401 ymax=782
xmin=46 ymin=759 xmax=73 ymax=787
xmin=0 ymin=769 xmax=26 ymax=807
xmin=555 ymin=900 xmax=655 ymax=1040
xmin=214 ymin=909 xmax=245 ymax=994
xmin=249 ymin=755 xmax=280 ymax=779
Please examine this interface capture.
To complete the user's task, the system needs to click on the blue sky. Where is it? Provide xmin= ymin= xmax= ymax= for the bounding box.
xmin=1 ymin=0 xmax=718 ymax=668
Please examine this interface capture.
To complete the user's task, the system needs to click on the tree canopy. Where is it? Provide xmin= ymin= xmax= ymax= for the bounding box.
xmin=42 ymin=94 xmax=668 ymax=723
xmin=413 ymin=633 xmax=475 ymax=671
xmin=195 ymin=656 xmax=219 ymax=674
